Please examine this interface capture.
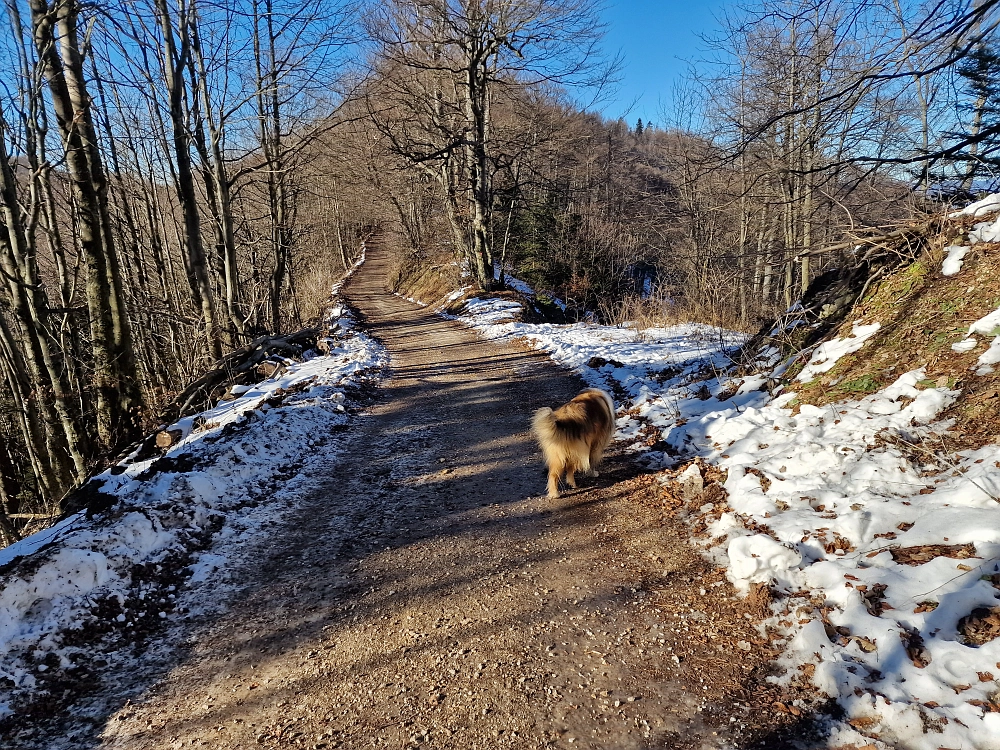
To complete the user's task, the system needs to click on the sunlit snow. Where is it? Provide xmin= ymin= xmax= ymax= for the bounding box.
xmin=454 ymin=273 xmax=1000 ymax=750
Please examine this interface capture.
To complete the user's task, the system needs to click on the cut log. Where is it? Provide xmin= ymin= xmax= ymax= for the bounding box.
xmin=159 ymin=326 xmax=320 ymax=423
xmin=256 ymin=360 xmax=286 ymax=378
xmin=155 ymin=428 xmax=183 ymax=449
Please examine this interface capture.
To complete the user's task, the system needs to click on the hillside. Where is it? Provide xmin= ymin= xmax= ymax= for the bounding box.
xmin=430 ymin=199 xmax=1000 ymax=750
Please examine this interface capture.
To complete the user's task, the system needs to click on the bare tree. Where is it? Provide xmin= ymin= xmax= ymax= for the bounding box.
xmin=27 ymin=0 xmax=144 ymax=449
xmin=367 ymin=0 xmax=614 ymax=290
xmin=0 ymin=0 xmax=361 ymax=536
xmin=720 ymin=0 xmax=1000 ymax=184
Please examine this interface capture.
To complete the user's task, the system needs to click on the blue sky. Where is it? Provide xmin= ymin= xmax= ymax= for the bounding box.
xmin=597 ymin=0 xmax=728 ymax=127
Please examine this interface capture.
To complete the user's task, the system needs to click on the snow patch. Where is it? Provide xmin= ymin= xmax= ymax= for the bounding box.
xmin=796 ymin=321 xmax=881 ymax=382
xmin=951 ymin=193 xmax=1000 ymax=218
xmin=976 ymin=336 xmax=1000 ymax=375
xmin=969 ymin=306 xmax=1000 ymax=337
xmin=941 ymin=245 xmax=969 ymax=276
xmin=970 ymin=217 xmax=1000 ymax=243
xmin=455 ymin=269 xmax=1000 ymax=750
xmin=0 ymin=296 xmax=386 ymax=716
xmin=727 ymin=535 xmax=802 ymax=591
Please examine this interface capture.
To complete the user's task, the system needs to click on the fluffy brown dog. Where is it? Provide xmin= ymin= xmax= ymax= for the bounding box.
xmin=532 ymin=388 xmax=615 ymax=498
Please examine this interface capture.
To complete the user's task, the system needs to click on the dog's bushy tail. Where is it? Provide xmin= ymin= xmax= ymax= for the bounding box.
xmin=591 ymin=389 xmax=615 ymax=450
xmin=531 ymin=406 xmax=557 ymax=447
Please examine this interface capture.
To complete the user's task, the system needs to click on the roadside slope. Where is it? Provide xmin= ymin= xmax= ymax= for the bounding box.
xmin=437 ymin=206 xmax=1000 ymax=750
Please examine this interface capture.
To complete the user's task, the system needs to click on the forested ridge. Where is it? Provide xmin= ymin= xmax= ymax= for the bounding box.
xmin=1 ymin=0 xmax=999 ymax=544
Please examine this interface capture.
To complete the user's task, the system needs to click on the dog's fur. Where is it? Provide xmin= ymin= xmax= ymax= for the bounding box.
xmin=532 ymin=388 xmax=615 ymax=498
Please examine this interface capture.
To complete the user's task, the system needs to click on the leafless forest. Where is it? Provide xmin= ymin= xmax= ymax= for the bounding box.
xmin=1 ymin=0 xmax=997 ymax=541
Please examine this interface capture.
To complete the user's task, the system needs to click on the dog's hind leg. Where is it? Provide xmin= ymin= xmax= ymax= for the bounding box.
xmin=588 ymin=443 xmax=604 ymax=477
xmin=547 ymin=464 xmax=562 ymax=498
xmin=565 ymin=455 xmax=583 ymax=489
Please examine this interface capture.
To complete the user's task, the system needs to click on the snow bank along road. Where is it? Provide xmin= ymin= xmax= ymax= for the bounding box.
xmin=14 ymin=248 xmax=804 ymax=750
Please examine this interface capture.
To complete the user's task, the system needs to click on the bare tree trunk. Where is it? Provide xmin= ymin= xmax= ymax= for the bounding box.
xmin=90 ymin=58 xmax=162 ymax=400
xmin=28 ymin=0 xmax=143 ymax=450
xmin=441 ymin=162 xmax=470 ymax=266
xmin=253 ymin=0 xmax=293 ymax=334
xmin=335 ymin=201 xmax=349 ymax=270
xmin=0 ymin=436 xmax=24 ymax=544
xmin=189 ymin=8 xmax=247 ymax=339
xmin=0 ymin=313 xmax=56 ymax=501
xmin=464 ymin=59 xmax=495 ymax=290
xmin=0 ymin=121 xmax=85 ymax=485
xmin=154 ymin=0 xmax=223 ymax=360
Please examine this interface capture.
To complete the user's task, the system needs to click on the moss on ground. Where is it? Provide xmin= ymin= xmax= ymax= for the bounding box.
xmin=786 ymin=236 xmax=1000 ymax=450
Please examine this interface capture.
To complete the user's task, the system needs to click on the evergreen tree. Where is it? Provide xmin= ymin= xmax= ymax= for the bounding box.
xmin=954 ymin=40 xmax=1000 ymax=191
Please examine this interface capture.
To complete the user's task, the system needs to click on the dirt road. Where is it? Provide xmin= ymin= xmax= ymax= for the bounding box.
xmin=27 ymin=249 xmax=815 ymax=749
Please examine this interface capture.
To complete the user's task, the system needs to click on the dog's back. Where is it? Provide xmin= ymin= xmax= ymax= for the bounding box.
xmin=572 ymin=389 xmax=614 ymax=443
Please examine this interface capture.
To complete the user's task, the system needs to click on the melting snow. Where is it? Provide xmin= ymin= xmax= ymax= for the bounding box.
xmin=456 ymin=273 xmax=1000 ymax=750
xmin=0 ymin=297 xmax=385 ymax=717
xmin=941 ymin=245 xmax=969 ymax=276
xmin=967 ymin=307 xmax=1000 ymax=375
xmin=976 ymin=337 xmax=1000 ymax=375
xmin=949 ymin=194 xmax=1000 ymax=244
xmin=796 ymin=321 xmax=881 ymax=382
xmin=951 ymin=193 xmax=1000 ymax=218
xmin=970 ymin=218 xmax=1000 ymax=244
xmin=969 ymin=306 xmax=1000 ymax=337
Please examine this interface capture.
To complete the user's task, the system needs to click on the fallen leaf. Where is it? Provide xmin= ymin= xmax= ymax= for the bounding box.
xmin=889 ymin=543 xmax=977 ymax=566
xmin=851 ymin=636 xmax=878 ymax=653
xmin=959 ymin=606 xmax=1000 ymax=645
xmin=848 ymin=716 xmax=879 ymax=729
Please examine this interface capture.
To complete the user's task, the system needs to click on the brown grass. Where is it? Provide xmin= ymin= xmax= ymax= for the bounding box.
xmin=600 ymin=290 xmax=772 ymax=335
xmin=295 ymin=263 xmax=348 ymax=323
xmin=388 ymin=249 xmax=462 ymax=306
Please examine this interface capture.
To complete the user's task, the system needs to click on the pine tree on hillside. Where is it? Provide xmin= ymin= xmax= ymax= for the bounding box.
xmin=955 ymin=40 xmax=1000 ymax=192
xmin=635 ymin=118 xmax=644 ymax=137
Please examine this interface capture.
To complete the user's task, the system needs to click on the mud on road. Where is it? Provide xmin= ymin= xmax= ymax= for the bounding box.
xmin=20 ymin=248 xmax=820 ymax=749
